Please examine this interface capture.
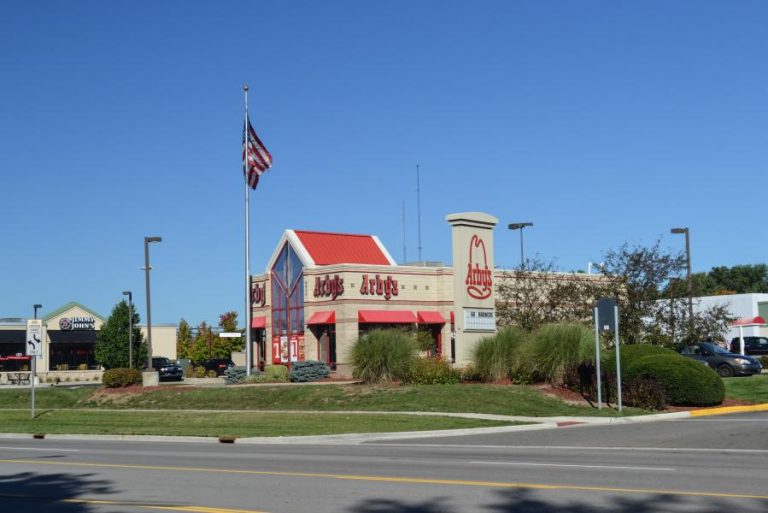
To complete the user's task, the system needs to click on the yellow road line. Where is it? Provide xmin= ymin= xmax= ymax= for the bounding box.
xmin=1 ymin=458 xmax=767 ymax=501
xmin=0 ymin=493 xmax=265 ymax=513
xmin=690 ymin=403 xmax=768 ymax=417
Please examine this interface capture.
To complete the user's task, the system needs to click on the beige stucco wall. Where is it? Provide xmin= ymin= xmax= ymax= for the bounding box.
xmin=141 ymin=325 xmax=177 ymax=359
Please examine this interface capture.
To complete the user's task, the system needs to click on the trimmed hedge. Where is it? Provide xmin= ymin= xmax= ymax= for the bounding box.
xmin=602 ymin=344 xmax=678 ymax=374
xmin=290 ymin=361 xmax=331 ymax=382
xmin=351 ymin=329 xmax=417 ymax=383
xmin=102 ymin=368 xmax=142 ymax=388
xmin=626 ymin=354 xmax=725 ymax=406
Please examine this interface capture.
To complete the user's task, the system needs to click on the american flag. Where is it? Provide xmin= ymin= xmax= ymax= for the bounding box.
xmin=242 ymin=117 xmax=272 ymax=189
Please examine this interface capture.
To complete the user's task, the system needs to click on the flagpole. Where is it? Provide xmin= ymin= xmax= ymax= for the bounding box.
xmin=244 ymin=84 xmax=253 ymax=377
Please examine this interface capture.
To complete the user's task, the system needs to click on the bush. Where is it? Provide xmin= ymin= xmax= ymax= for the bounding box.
xmin=192 ymin=366 xmax=206 ymax=378
xmin=527 ymin=324 xmax=594 ymax=384
xmin=102 ymin=368 xmax=142 ymax=388
xmin=626 ymin=354 xmax=725 ymax=406
xmin=290 ymin=361 xmax=331 ymax=382
xmin=623 ymin=376 xmax=667 ymax=410
xmin=223 ymin=366 xmax=260 ymax=385
xmin=253 ymin=365 xmax=290 ymax=383
xmin=459 ymin=363 xmax=482 ymax=382
xmin=402 ymin=358 xmax=461 ymax=385
xmin=759 ymin=356 xmax=768 ymax=369
xmin=472 ymin=328 xmax=528 ymax=382
xmin=351 ymin=329 xmax=417 ymax=383
xmin=602 ymin=344 xmax=678 ymax=374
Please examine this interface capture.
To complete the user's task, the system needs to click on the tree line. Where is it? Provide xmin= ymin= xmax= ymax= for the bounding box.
xmin=496 ymin=242 xmax=766 ymax=347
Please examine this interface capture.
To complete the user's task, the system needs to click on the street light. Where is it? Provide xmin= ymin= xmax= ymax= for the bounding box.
xmin=671 ymin=227 xmax=693 ymax=332
xmin=144 ymin=236 xmax=162 ymax=370
xmin=122 ymin=291 xmax=133 ymax=369
xmin=508 ymin=222 xmax=533 ymax=269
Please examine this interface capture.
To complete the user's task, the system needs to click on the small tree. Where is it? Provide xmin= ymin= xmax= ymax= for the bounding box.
xmin=176 ymin=319 xmax=193 ymax=360
xmin=217 ymin=311 xmax=244 ymax=356
xmin=95 ymin=300 xmax=147 ymax=369
xmin=496 ymin=257 xmax=603 ymax=331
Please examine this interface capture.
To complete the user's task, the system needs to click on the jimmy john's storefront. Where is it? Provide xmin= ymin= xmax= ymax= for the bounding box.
xmin=250 ymin=212 xmax=502 ymax=377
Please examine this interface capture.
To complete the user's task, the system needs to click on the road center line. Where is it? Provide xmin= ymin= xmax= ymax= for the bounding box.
xmin=469 ymin=461 xmax=675 ymax=472
xmin=0 ymin=493 xmax=265 ymax=513
xmin=0 ymin=446 xmax=79 ymax=452
xmin=0 ymin=458 xmax=765 ymax=501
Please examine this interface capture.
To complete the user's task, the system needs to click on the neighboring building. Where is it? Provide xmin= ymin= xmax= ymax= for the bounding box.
xmin=0 ymin=301 xmax=177 ymax=372
xmin=693 ymin=294 xmax=768 ymax=340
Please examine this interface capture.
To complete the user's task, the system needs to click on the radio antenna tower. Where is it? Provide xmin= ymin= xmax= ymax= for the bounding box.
xmin=416 ymin=164 xmax=422 ymax=262
xmin=402 ymin=200 xmax=407 ymax=263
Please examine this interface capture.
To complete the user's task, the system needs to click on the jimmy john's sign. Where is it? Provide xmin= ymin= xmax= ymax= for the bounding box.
xmin=59 ymin=316 xmax=96 ymax=331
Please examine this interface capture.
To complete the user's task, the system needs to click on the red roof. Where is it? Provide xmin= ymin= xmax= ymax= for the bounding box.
xmin=294 ymin=230 xmax=391 ymax=266
xmin=307 ymin=311 xmax=336 ymax=325
xmin=251 ymin=316 xmax=266 ymax=329
xmin=417 ymin=311 xmax=446 ymax=324
xmin=358 ymin=310 xmax=418 ymax=324
xmin=731 ymin=316 xmax=766 ymax=327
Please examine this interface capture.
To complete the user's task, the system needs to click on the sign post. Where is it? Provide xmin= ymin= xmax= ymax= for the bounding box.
xmin=26 ymin=319 xmax=43 ymax=419
xmin=594 ymin=298 xmax=622 ymax=412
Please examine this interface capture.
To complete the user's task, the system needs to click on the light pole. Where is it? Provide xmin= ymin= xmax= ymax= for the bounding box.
xmin=671 ymin=227 xmax=693 ymax=334
xmin=508 ymin=222 xmax=533 ymax=269
xmin=122 ymin=291 xmax=133 ymax=369
xmin=144 ymin=236 xmax=162 ymax=370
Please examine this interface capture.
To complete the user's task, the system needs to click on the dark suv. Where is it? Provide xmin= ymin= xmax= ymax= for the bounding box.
xmin=196 ymin=358 xmax=235 ymax=376
xmin=729 ymin=336 xmax=768 ymax=356
xmin=151 ymin=357 xmax=184 ymax=381
xmin=680 ymin=342 xmax=762 ymax=377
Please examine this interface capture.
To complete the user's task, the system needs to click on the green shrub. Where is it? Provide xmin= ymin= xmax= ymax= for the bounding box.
xmin=602 ymin=344 xmax=678 ymax=374
xmin=472 ymin=328 xmax=528 ymax=382
xmin=759 ymin=356 xmax=768 ymax=369
xmin=253 ymin=365 xmax=290 ymax=383
xmin=224 ymin=366 xmax=260 ymax=385
xmin=526 ymin=324 xmax=594 ymax=384
xmin=102 ymin=368 xmax=142 ymax=388
xmin=351 ymin=329 xmax=417 ymax=383
xmin=626 ymin=354 xmax=725 ymax=406
xmin=459 ymin=362 xmax=482 ymax=382
xmin=623 ymin=376 xmax=667 ymax=410
xmin=290 ymin=361 xmax=331 ymax=382
xmin=402 ymin=358 xmax=460 ymax=385
xmin=192 ymin=366 xmax=206 ymax=378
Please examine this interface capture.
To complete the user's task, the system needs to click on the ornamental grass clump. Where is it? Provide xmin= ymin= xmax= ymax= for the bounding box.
xmin=527 ymin=324 xmax=594 ymax=384
xmin=472 ymin=328 xmax=528 ymax=382
xmin=351 ymin=329 xmax=417 ymax=383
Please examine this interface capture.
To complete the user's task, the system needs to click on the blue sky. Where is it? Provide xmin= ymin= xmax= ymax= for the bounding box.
xmin=2 ymin=1 xmax=767 ymax=326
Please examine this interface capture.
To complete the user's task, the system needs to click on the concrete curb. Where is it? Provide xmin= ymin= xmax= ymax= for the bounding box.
xmin=1 ymin=404 xmax=764 ymax=445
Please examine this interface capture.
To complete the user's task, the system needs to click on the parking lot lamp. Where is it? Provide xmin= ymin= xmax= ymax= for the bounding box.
xmin=671 ymin=228 xmax=693 ymax=334
xmin=123 ymin=291 xmax=133 ymax=369
xmin=508 ymin=222 xmax=533 ymax=269
xmin=144 ymin=236 xmax=162 ymax=370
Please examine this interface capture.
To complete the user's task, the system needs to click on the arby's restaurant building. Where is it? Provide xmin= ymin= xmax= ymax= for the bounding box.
xmin=250 ymin=212 xmax=501 ymax=377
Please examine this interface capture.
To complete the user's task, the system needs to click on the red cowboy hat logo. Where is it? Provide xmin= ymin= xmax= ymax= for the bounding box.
xmin=465 ymin=234 xmax=492 ymax=299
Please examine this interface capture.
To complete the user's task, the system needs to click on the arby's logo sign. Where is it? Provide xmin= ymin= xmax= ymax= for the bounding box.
xmin=465 ymin=234 xmax=492 ymax=299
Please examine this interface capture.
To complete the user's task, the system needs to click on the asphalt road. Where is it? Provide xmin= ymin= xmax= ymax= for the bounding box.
xmin=0 ymin=412 xmax=766 ymax=513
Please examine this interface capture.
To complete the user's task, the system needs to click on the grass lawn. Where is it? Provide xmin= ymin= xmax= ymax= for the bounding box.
xmin=723 ymin=374 xmax=768 ymax=403
xmin=0 ymin=410 xmax=517 ymax=437
xmin=0 ymin=383 xmax=638 ymax=417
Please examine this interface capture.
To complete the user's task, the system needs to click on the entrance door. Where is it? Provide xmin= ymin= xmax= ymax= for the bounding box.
xmin=317 ymin=325 xmax=336 ymax=369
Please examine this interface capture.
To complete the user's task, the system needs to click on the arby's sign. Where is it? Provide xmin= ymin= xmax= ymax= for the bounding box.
xmin=464 ymin=234 xmax=492 ymax=300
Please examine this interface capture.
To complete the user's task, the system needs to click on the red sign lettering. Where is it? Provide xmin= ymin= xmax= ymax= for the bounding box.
xmin=252 ymin=282 xmax=266 ymax=307
xmin=465 ymin=234 xmax=492 ymax=299
xmin=360 ymin=274 xmax=399 ymax=300
xmin=313 ymin=274 xmax=345 ymax=300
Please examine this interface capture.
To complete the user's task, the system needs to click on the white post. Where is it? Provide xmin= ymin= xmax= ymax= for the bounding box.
xmin=614 ymin=304 xmax=622 ymax=413
xmin=244 ymin=85 xmax=253 ymax=377
xmin=739 ymin=325 xmax=745 ymax=356
xmin=593 ymin=306 xmax=602 ymax=409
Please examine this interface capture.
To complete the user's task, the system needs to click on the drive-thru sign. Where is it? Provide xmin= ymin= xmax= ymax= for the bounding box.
xmin=26 ymin=319 xmax=43 ymax=356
